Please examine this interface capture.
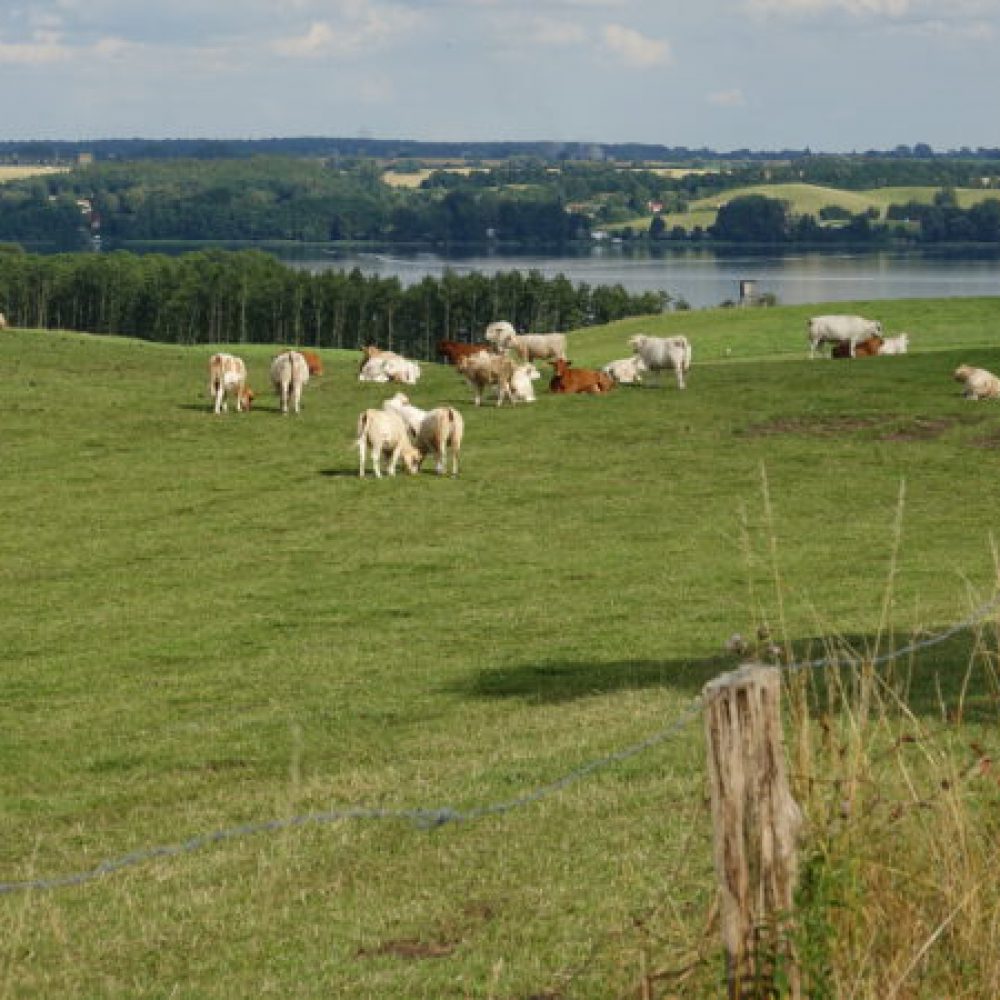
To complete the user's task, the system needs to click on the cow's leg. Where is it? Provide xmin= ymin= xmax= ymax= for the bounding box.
xmin=358 ymin=438 xmax=367 ymax=477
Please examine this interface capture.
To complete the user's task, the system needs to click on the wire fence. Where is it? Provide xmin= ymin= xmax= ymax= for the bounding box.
xmin=3 ymin=591 xmax=998 ymax=897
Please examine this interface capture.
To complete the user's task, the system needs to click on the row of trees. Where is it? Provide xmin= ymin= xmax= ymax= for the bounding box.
xmin=0 ymin=248 xmax=666 ymax=357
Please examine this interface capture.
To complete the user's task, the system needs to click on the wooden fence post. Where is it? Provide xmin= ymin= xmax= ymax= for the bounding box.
xmin=703 ymin=664 xmax=803 ymax=999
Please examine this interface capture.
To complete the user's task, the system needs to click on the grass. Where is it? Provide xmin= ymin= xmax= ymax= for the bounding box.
xmin=2 ymin=297 xmax=1000 ymax=997
xmin=605 ymin=182 xmax=1000 ymax=234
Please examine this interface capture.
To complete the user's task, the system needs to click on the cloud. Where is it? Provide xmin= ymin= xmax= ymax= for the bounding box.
xmin=601 ymin=23 xmax=670 ymax=67
xmin=0 ymin=30 xmax=69 ymax=64
xmin=271 ymin=1 xmax=423 ymax=58
xmin=707 ymin=88 xmax=747 ymax=108
xmin=746 ymin=0 xmax=912 ymax=14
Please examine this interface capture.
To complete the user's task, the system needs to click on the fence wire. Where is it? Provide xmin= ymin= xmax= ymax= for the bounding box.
xmin=3 ymin=591 xmax=998 ymax=897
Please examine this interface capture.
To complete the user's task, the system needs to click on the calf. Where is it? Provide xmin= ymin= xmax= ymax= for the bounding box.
xmin=355 ymin=408 xmax=421 ymax=478
xmin=548 ymin=358 xmax=615 ymax=394
xmin=457 ymin=352 xmax=517 ymax=406
xmin=208 ymin=352 xmax=254 ymax=414
xmin=270 ymin=350 xmax=310 ymax=414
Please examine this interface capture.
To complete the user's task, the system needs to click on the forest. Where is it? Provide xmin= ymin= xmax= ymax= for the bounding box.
xmin=3 ymin=150 xmax=1000 ymax=250
xmin=0 ymin=247 xmax=666 ymax=357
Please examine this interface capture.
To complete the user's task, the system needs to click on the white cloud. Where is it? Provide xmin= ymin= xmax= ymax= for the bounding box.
xmin=271 ymin=2 xmax=423 ymax=58
xmin=747 ymin=0 xmax=912 ymax=14
xmin=0 ymin=30 xmax=69 ymax=64
xmin=601 ymin=23 xmax=670 ymax=67
xmin=707 ymin=88 xmax=747 ymax=108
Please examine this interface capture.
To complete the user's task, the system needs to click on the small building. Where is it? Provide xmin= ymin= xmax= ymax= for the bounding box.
xmin=738 ymin=279 xmax=758 ymax=306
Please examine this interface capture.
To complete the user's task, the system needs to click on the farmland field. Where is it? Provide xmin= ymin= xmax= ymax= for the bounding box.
xmin=2 ymin=298 xmax=1000 ymax=997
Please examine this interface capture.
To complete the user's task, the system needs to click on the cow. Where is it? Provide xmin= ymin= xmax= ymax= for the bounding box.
xmin=953 ymin=365 xmax=1000 ymax=400
xmin=382 ymin=392 xmax=465 ymax=476
xmin=601 ymin=356 xmax=647 ymax=385
xmin=457 ymin=352 xmax=517 ymax=406
xmin=548 ymin=358 xmax=615 ymax=394
xmin=270 ymin=350 xmax=310 ymax=414
xmin=807 ymin=314 xmax=883 ymax=359
xmin=628 ymin=334 xmax=692 ymax=389
xmin=298 ymin=349 xmax=324 ymax=376
xmin=484 ymin=321 xmax=567 ymax=363
xmin=878 ymin=333 xmax=910 ymax=356
xmin=359 ymin=345 xmax=403 ymax=373
xmin=355 ymin=408 xmax=421 ymax=478
xmin=831 ymin=335 xmax=883 ymax=359
xmin=511 ymin=362 xmax=541 ymax=402
xmin=436 ymin=339 xmax=493 ymax=365
xmin=207 ymin=352 xmax=254 ymax=414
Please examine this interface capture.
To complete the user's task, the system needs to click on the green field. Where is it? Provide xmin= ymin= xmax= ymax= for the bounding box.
xmin=3 ymin=298 xmax=1000 ymax=997
xmin=608 ymin=182 xmax=1000 ymax=233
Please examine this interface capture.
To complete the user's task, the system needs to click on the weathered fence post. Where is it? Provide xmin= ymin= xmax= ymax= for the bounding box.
xmin=703 ymin=664 xmax=802 ymax=999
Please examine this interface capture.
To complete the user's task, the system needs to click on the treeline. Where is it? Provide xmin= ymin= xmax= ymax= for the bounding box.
xmin=703 ymin=192 xmax=1000 ymax=245
xmin=0 ymin=248 xmax=666 ymax=357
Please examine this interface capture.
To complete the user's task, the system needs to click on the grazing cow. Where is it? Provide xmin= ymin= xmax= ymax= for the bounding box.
xmin=548 ymin=358 xmax=615 ymax=394
xmin=628 ymin=334 xmax=692 ymax=389
xmin=298 ymin=349 xmax=324 ymax=376
xmin=208 ymin=352 xmax=254 ymax=414
xmin=807 ymin=314 xmax=883 ymax=358
xmin=878 ymin=333 xmax=910 ymax=355
xmin=484 ymin=321 xmax=568 ymax=362
xmin=511 ymin=362 xmax=541 ymax=402
xmin=436 ymin=339 xmax=493 ymax=365
xmin=355 ymin=408 xmax=421 ymax=478
xmin=457 ymin=352 xmax=517 ymax=406
xmin=270 ymin=350 xmax=310 ymax=414
xmin=382 ymin=392 xmax=465 ymax=476
xmin=953 ymin=364 xmax=1000 ymax=400
xmin=831 ymin=335 xmax=883 ymax=359
xmin=601 ymin=356 xmax=647 ymax=385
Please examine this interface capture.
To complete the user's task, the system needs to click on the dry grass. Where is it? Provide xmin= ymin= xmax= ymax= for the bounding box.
xmin=0 ymin=165 xmax=68 ymax=184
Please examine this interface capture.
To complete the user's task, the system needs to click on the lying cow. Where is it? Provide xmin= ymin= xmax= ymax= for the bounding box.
xmin=807 ymin=314 xmax=883 ymax=359
xmin=954 ymin=364 xmax=1000 ymax=400
xmin=548 ymin=358 xmax=615 ymax=394
xmin=270 ymin=350 xmax=310 ymax=414
xmin=382 ymin=392 xmax=465 ymax=476
xmin=601 ymin=356 xmax=647 ymax=385
xmin=629 ymin=334 xmax=692 ymax=389
xmin=878 ymin=333 xmax=910 ymax=356
xmin=208 ymin=352 xmax=254 ymax=414
xmin=355 ymin=408 xmax=421 ymax=478
xmin=831 ymin=335 xmax=883 ymax=359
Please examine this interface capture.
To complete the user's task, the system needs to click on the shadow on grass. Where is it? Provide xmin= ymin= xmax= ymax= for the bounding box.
xmin=457 ymin=629 xmax=1000 ymax=724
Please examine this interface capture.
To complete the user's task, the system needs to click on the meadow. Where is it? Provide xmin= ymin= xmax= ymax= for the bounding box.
xmin=2 ymin=297 xmax=1000 ymax=998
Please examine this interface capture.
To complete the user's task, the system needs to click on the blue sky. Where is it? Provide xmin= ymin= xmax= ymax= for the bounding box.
xmin=1 ymin=0 xmax=997 ymax=152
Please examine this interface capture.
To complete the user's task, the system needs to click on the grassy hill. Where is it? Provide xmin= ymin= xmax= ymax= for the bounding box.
xmin=606 ymin=182 xmax=1000 ymax=234
xmin=3 ymin=300 xmax=1000 ymax=997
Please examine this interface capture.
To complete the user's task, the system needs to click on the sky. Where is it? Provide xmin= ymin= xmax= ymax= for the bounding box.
xmin=1 ymin=0 xmax=998 ymax=153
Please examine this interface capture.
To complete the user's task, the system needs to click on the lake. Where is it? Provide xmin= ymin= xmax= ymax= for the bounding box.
xmin=282 ymin=246 xmax=1000 ymax=310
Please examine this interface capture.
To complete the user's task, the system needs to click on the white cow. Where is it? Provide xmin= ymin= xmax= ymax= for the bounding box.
xmin=207 ymin=352 xmax=254 ymax=414
xmin=382 ymin=392 xmax=465 ymax=476
xmin=878 ymin=333 xmax=910 ymax=356
xmin=355 ymin=408 xmax=421 ymax=478
xmin=484 ymin=321 xmax=567 ymax=362
xmin=358 ymin=357 xmax=392 ymax=383
xmin=601 ymin=356 xmax=647 ymax=386
xmin=270 ymin=350 xmax=310 ymax=414
xmin=953 ymin=365 xmax=1000 ymax=400
xmin=382 ymin=357 xmax=421 ymax=385
xmin=628 ymin=334 xmax=692 ymax=389
xmin=807 ymin=314 xmax=883 ymax=359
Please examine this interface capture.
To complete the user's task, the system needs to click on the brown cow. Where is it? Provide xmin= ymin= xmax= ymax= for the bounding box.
xmin=832 ymin=335 xmax=883 ymax=359
xmin=548 ymin=358 xmax=615 ymax=394
xmin=436 ymin=339 xmax=492 ymax=365
xmin=298 ymin=349 xmax=323 ymax=376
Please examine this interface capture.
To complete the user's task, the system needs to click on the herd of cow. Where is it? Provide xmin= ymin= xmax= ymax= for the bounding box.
xmin=205 ymin=311 xmax=999 ymax=478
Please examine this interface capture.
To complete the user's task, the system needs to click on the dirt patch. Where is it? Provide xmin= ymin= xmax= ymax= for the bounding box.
xmin=355 ymin=900 xmax=498 ymax=962
xmin=971 ymin=429 xmax=1000 ymax=449
xmin=744 ymin=414 xmax=971 ymax=442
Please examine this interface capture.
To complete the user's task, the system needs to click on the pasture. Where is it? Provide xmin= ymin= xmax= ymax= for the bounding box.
xmin=2 ymin=298 xmax=1000 ymax=997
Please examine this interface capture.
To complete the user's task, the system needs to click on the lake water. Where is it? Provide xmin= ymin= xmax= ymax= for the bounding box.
xmin=283 ymin=246 xmax=1000 ymax=310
